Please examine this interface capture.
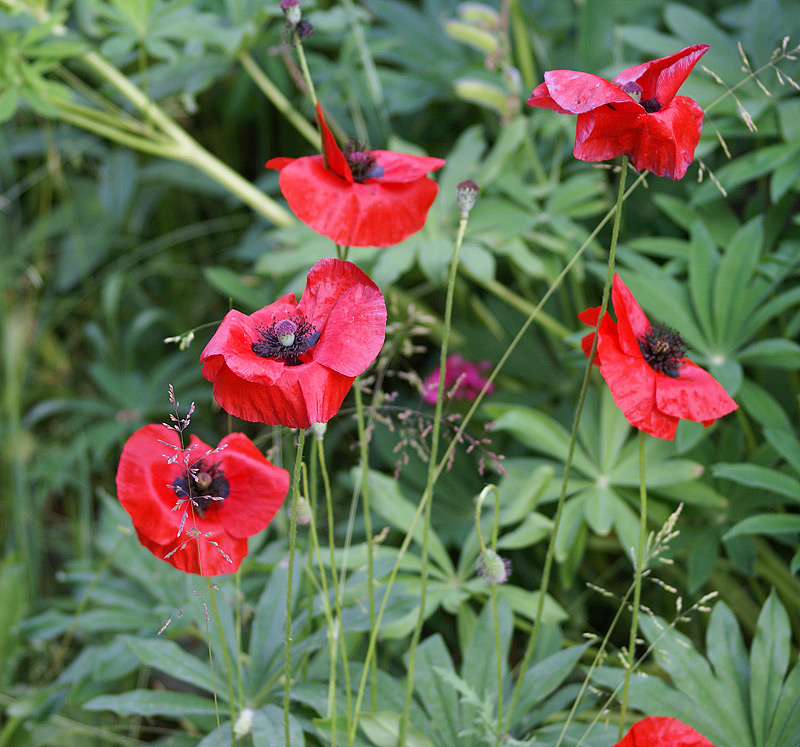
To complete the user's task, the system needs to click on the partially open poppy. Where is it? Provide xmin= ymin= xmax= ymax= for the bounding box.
xmin=200 ymin=258 xmax=386 ymax=428
xmin=578 ymin=274 xmax=737 ymax=440
xmin=116 ymin=425 xmax=290 ymax=576
xmin=266 ymin=104 xmax=445 ymax=247
xmin=528 ymin=44 xmax=709 ymax=179
xmin=615 ymin=716 xmax=715 ymax=746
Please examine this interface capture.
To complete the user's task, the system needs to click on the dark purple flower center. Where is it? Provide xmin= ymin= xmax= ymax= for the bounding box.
xmin=619 ymin=81 xmax=661 ymax=113
xmin=641 ymin=97 xmax=661 ymax=113
xmin=638 ymin=323 xmax=687 ymax=378
xmin=252 ymin=315 xmax=320 ymax=366
xmin=344 ymin=140 xmax=384 ymax=182
xmin=172 ymin=460 xmax=229 ymax=517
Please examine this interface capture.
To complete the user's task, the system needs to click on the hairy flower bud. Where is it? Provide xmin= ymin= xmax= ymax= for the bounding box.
xmin=476 ymin=548 xmax=511 ymax=584
xmin=456 ymin=179 xmax=479 ymax=216
xmin=295 ymin=495 xmax=313 ymax=526
xmin=280 ymin=0 xmax=301 ymax=26
xmin=233 ymin=709 xmax=254 ymax=738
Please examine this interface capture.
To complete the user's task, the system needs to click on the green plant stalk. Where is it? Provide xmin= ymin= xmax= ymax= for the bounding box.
xmin=353 ymin=379 xmax=378 ymax=711
xmin=398 ymin=208 xmax=470 ymax=747
xmin=317 ymin=436 xmax=353 ymax=725
xmin=293 ymin=33 xmax=319 ymax=109
xmin=284 ymin=428 xmax=307 ymax=745
xmin=508 ymin=0 xmax=536 ymax=90
xmin=238 ymin=52 xmax=319 ymax=147
xmin=618 ymin=430 xmax=648 ymax=738
xmin=234 ymin=570 xmax=245 ymax=702
xmin=505 ymin=156 xmax=629 ymax=728
xmin=208 ymin=582 xmax=238 ymax=744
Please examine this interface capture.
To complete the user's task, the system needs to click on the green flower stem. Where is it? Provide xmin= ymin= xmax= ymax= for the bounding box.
xmin=284 ymin=428 xmax=307 ymax=746
xmin=293 ymin=34 xmax=319 ymax=109
xmin=353 ymin=379 xmax=378 ymax=711
xmin=397 ymin=206 xmax=470 ymax=747
xmin=505 ymin=156 xmax=630 ymax=729
xmin=475 ymin=485 xmax=504 ymax=746
xmin=619 ymin=429 xmax=648 ymax=738
xmin=305 ymin=487 xmax=339 ymax=746
xmin=238 ymin=52 xmax=319 ymax=147
xmin=316 ymin=435 xmax=353 ymax=725
xmin=208 ymin=582 xmax=238 ymax=744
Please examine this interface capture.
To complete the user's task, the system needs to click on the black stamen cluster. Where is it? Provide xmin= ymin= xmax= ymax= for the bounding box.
xmin=638 ymin=323 xmax=687 ymax=378
xmin=252 ymin=316 xmax=320 ymax=366
xmin=172 ymin=461 xmax=229 ymax=516
xmin=641 ymin=97 xmax=661 ymax=113
xmin=343 ymin=140 xmax=380 ymax=183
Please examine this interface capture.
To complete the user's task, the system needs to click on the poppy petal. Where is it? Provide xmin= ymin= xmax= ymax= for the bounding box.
xmin=615 ymin=716 xmax=716 ymax=747
xmin=656 ymin=360 xmax=738 ymax=424
xmin=629 ymin=96 xmax=705 ymax=180
xmin=134 ymin=528 xmax=247 ymax=576
xmin=264 ymin=157 xmax=295 ymax=172
xmin=611 ymin=274 xmax=651 ymax=357
xmin=578 ymin=305 xmax=616 ymax=365
xmin=207 ymin=357 xmax=354 ymax=428
xmin=299 ymin=258 xmax=387 ymax=376
xmin=317 ymin=103 xmax=353 ymax=183
xmin=371 ymin=150 xmax=445 ymax=183
xmin=218 ymin=433 xmax=290 ymax=538
xmin=543 ymin=70 xmax=644 ymax=113
xmin=278 ymin=157 xmax=440 ymax=247
xmin=613 ymin=44 xmax=710 ymax=107
xmin=573 ymin=108 xmax=641 ymax=163
xmin=527 ymin=81 xmax=572 ymax=114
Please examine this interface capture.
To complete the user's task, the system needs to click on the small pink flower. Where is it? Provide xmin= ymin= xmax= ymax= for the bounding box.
xmin=423 ymin=355 xmax=494 ymax=405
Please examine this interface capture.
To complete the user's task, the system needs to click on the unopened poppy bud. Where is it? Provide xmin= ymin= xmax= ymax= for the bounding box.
xmin=280 ymin=0 xmax=301 ymax=27
xmin=295 ymin=496 xmax=313 ymax=526
xmin=476 ymin=548 xmax=511 ymax=584
xmin=456 ymin=179 xmax=479 ymax=216
xmin=233 ymin=708 xmax=254 ymax=738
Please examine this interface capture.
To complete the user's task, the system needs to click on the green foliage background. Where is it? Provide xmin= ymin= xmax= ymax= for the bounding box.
xmin=1 ymin=0 xmax=800 ymax=743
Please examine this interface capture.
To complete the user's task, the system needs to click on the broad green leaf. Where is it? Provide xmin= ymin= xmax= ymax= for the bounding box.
xmin=359 ymin=712 xmax=435 ymax=747
xmin=737 ymin=379 xmax=793 ymax=432
xmin=764 ymin=429 xmax=800 ymax=476
xmin=251 ymin=705 xmax=305 ymax=747
xmin=724 ymin=514 xmax=800 ymax=540
xmin=751 ymin=592 xmax=791 ymax=747
xmin=767 ymin=658 xmax=800 ymax=747
xmin=124 ymin=637 xmax=218 ymax=696
xmin=736 ymin=339 xmax=800 ymax=368
xmin=83 ymin=690 xmax=218 ymax=717
xmin=203 ymin=267 xmax=273 ymax=311
xmin=581 ymin=486 xmax=614 ymax=535
xmin=412 ymin=634 xmax=461 ymax=746
xmin=689 ymin=221 xmax=718 ymax=344
xmin=497 ymin=512 xmax=552 ymax=549
xmin=713 ymin=464 xmax=800 ymax=503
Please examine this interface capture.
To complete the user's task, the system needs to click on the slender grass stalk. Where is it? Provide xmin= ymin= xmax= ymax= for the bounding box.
xmin=293 ymin=33 xmax=318 ymax=108
xmin=316 ymin=435 xmax=353 ymax=728
xmin=284 ymin=429 xmax=307 ymax=745
xmin=618 ymin=430 xmax=648 ymax=738
xmin=398 ymin=186 xmax=473 ymax=746
xmin=353 ymin=379 xmax=378 ymax=711
xmin=505 ymin=156 xmax=630 ymax=729
xmin=208 ymin=582 xmax=238 ymax=743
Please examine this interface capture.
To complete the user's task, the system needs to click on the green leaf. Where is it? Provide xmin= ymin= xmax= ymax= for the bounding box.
xmin=724 ymin=514 xmax=800 ymax=540
xmin=713 ymin=463 xmax=800 ymax=503
xmin=688 ymin=221 xmax=718 ymax=344
xmin=124 ymin=637 xmax=218 ymax=696
xmin=736 ymin=339 xmax=800 ymax=368
xmin=767 ymin=659 xmax=800 ymax=747
xmin=359 ymin=712 xmax=436 ymax=747
xmin=412 ymin=634 xmax=461 ymax=745
xmin=83 ymin=690 xmax=218 ymax=717
xmin=497 ymin=512 xmax=552 ymax=549
xmin=764 ymin=429 xmax=800 ymax=476
xmin=203 ymin=267 xmax=273 ymax=311
xmin=494 ymin=584 xmax=566 ymax=624
xmin=737 ymin=379 xmax=793 ymax=432
xmin=751 ymin=592 xmax=791 ymax=747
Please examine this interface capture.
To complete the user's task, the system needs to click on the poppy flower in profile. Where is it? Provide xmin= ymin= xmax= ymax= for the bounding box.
xmin=265 ymin=104 xmax=445 ymax=247
xmin=116 ymin=425 xmax=290 ymax=576
xmin=528 ymin=44 xmax=709 ymax=179
xmin=422 ymin=354 xmax=494 ymax=405
xmin=615 ymin=716 xmax=716 ymax=746
xmin=200 ymin=258 xmax=386 ymax=428
xmin=578 ymin=274 xmax=737 ymax=441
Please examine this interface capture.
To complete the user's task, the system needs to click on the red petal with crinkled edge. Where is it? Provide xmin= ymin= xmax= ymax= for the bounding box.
xmin=656 ymin=360 xmax=738 ymax=425
xmin=574 ymin=108 xmax=641 ymax=163
xmin=577 ymin=305 xmax=616 ymax=365
xmin=527 ymin=81 xmax=572 ymax=114
xmin=316 ymin=103 xmax=353 ymax=183
xmin=615 ymin=716 xmax=716 ymax=747
xmin=541 ymin=70 xmax=643 ymax=114
xmin=628 ymin=96 xmax=705 ymax=180
xmin=297 ymin=258 xmax=387 ymax=376
xmin=206 ymin=357 xmax=354 ymax=428
xmin=277 ymin=156 xmax=440 ymax=246
xmin=116 ymin=425 xmax=289 ymax=575
xmin=218 ymin=433 xmax=290 ymax=538
xmin=372 ymin=151 xmax=445 ymax=182
xmin=611 ymin=274 xmax=650 ymax=357
xmin=613 ymin=44 xmax=710 ymax=108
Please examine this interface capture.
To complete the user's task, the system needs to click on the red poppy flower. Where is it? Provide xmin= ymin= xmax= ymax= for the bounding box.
xmin=200 ymin=258 xmax=386 ymax=428
xmin=615 ymin=716 xmax=716 ymax=746
xmin=265 ymin=104 xmax=445 ymax=247
xmin=578 ymin=274 xmax=737 ymax=441
xmin=528 ymin=44 xmax=709 ymax=179
xmin=116 ymin=425 xmax=290 ymax=576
